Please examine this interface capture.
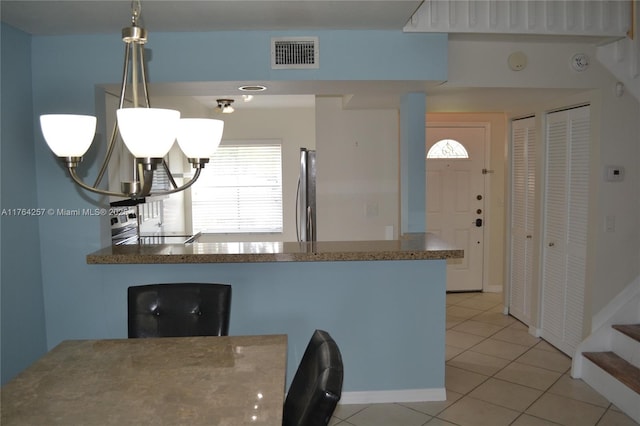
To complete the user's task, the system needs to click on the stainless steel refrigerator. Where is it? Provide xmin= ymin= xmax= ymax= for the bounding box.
xmin=296 ymin=148 xmax=316 ymax=242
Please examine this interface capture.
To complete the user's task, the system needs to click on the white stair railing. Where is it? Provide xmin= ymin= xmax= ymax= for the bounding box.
xmin=404 ymin=0 xmax=630 ymax=39
xmin=596 ymin=5 xmax=639 ymax=101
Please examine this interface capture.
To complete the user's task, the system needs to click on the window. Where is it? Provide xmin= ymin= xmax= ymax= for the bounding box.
xmin=427 ymin=139 xmax=469 ymax=159
xmin=191 ymin=142 xmax=283 ymax=233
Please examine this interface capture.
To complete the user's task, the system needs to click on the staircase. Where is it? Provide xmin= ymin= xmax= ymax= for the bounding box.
xmin=596 ymin=28 xmax=640 ymax=102
xmin=580 ymin=324 xmax=640 ymax=423
xmin=571 ymin=283 xmax=640 ymax=423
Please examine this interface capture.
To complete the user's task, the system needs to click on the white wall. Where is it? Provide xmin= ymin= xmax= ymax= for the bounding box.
xmin=145 ymin=95 xmax=403 ymax=243
xmin=151 ymin=97 xmax=317 ymax=242
xmin=590 ymin=86 xmax=640 ymax=316
xmin=446 ymin=38 xmax=640 ymax=324
xmin=166 ymin=96 xmax=402 ymax=243
xmin=216 ymin=106 xmax=316 ymax=242
xmin=316 ymin=97 xmax=399 ymax=241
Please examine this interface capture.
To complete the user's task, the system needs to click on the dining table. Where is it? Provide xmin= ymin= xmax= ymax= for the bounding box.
xmin=0 ymin=334 xmax=288 ymax=425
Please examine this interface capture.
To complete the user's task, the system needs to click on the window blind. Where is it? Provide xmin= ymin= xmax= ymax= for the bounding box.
xmin=191 ymin=143 xmax=283 ymax=233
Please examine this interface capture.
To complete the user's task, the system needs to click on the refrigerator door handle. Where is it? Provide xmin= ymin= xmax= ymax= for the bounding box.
xmin=307 ymin=206 xmax=314 ymax=242
xmin=295 ymin=177 xmax=301 ymax=242
xmin=297 ymin=147 xmax=316 ymax=242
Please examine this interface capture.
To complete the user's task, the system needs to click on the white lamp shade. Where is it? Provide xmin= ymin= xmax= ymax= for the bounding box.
xmin=176 ymin=118 xmax=224 ymax=158
xmin=40 ymin=114 xmax=96 ymax=157
xmin=116 ymin=108 xmax=180 ymax=158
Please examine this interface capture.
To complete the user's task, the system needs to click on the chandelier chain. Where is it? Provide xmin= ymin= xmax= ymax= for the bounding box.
xmin=131 ymin=0 xmax=142 ymax=26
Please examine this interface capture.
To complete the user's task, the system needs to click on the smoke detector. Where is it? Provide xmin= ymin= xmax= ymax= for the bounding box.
xmin=571 ymin=53 xmax=590 ymax=72
xmin=507 ymin=51 xmax=527 ymax=71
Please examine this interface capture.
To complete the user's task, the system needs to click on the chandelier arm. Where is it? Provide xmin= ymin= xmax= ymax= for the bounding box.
xmin=131 ymin=45 xmax=140 ymax=107
xmin=161 ymin=159 xmax=180 ymax=189
xmin=68 ymin=168 xmax=130 ymax=198
xmin=138 ymin=44 xmax=152 ymax=108
xmin=138 ymin=165 xmax=155 ymax=197
xmin=149 ymin=168 xmax=203 ymax=196
xmin=93 ymin=122 xmax=121 ymax=188
xmin=119 ymin=43 xmax=133 ymax=109
xmin=93 ymin=42 xmax=133 ymax=188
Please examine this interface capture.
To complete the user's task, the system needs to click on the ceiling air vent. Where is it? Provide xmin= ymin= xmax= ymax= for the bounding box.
xmin=271 ymin=37 xmax=319 ymax=69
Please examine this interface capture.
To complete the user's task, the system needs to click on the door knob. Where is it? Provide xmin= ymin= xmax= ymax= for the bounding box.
xmin=548 ymin=242 xmax=555 ymax=247
xmin=475 ymin=218 xmax=483 ymax=227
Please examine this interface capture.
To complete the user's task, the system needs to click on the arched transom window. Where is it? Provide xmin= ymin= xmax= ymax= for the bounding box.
xmin=427 ymin=139 xmax=469 ymax=159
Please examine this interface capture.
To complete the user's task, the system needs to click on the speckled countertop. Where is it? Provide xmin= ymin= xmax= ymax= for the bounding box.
xmin=86 ymin=233 xmax=463 ymax=264
xmin=0 ymin=335 xmax=287 ymax=425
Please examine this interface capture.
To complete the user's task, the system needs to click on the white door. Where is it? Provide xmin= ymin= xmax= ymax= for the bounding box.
xmin=426 ymin=126 xmax=487 ymax=292
xmin=509 ymin=117 xmax=536 ymax=325
xmin=541 ymin=105 xmax=590 ymax=356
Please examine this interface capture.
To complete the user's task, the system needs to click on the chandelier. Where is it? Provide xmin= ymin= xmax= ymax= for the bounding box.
xmin=39 ymin=0 xmax=223 ymax=199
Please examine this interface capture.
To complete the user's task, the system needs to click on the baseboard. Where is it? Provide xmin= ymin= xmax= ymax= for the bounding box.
xmin=484 ymin=284 xmax=503 ymax=293
xmin=528 ymin=325 xmax=541 ymax=338
xmin=339 ymin=388 xmax=446 ymax=404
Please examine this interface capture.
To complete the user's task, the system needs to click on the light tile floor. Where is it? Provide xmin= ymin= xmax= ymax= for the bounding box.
xmin=329 ymin=291 xmax=639 ymax=426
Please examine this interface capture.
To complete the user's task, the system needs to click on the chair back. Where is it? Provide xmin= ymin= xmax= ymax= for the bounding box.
xmin=283 ymin=329 xmax=343 ymax=426
xmin=127 ymin=283 xmax=231 ymax=338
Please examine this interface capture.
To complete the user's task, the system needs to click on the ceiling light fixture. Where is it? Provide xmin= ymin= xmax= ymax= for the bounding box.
xmin=238 ymin=85 xmax=267 ymax=92
xmin=216 ymin=99 xmax=235 ymax=114
xmin=39 ymin=0 xmax=223 ymax=200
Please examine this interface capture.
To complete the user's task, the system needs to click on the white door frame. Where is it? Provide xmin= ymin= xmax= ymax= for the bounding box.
xmin=426 ymin=122 xmax=492 ymax=292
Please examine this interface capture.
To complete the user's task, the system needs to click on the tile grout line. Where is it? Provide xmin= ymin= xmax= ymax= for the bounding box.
xmin=447 ymin=295 xmax=622 ymax=426
xmin=505 ymin=368 xmax=567 ymax=425
xmin=333 ymin=293 xmax=633 ymax=426
xmin=447 ymin=298 xmax=568 ymax=423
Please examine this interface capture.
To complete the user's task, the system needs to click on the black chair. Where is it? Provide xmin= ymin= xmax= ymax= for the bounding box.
xmin=282 ymin=329 xmax=344 ymax=426
xmin=127 ymin=283 xmax=231 ymax=338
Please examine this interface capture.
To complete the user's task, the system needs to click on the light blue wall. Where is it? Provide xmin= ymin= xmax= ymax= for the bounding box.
xmin=4 ymin=28 xmax=448 ymax=390
xmin=92 ymin=260 xmax=446 ymax=391
xmin=0 ymin=24 xmax=48 ymax=384
xmin=147 ymin=30 xmax=447 ymax=81
xmin=400 ymin=93 xmax=427 ymax=234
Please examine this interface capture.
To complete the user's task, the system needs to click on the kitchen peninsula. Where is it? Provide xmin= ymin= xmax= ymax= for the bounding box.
xmin=87 ymin=233 xmax=462 ymax=404
xmin=87 ymin=233 xmax=462 ymax=264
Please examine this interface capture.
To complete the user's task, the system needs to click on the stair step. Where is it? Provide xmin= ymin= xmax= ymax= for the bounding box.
xmin=583 ymin=351 xmax=640 ymax=394
xmin=612 ymin=324 xmax=640 ymax=343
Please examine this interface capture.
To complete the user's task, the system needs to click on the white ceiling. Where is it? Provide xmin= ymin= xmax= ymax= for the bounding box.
xmin=0 ymin=0 xmax=423 ymax=35
xmin=1 ymin=0 xmax=591 ymax=113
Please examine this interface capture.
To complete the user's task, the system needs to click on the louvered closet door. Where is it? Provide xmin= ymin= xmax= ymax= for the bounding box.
xmin=509 ymin=117 xmax=536 ymax=325
xmin=541 ymin=105 xmax=590 ymax=356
